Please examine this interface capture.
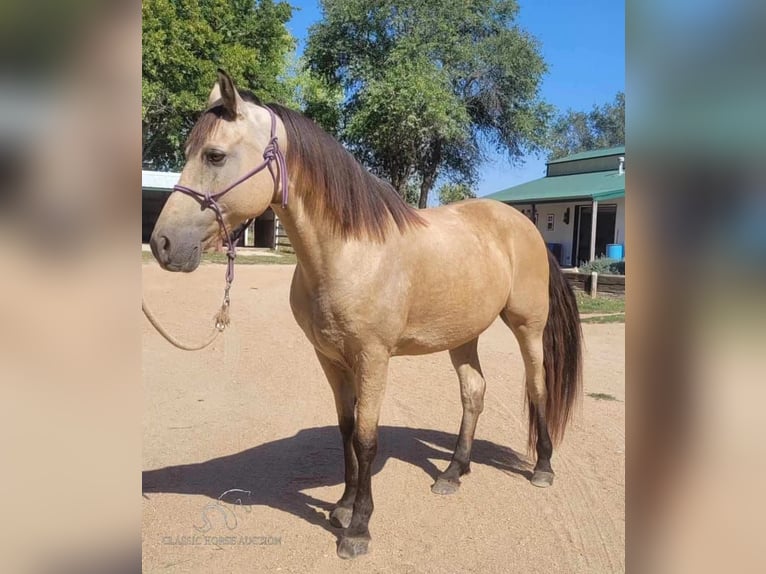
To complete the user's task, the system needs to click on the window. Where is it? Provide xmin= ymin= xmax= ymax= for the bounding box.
xmin=547 ymin=214 xmax=554 ymax=231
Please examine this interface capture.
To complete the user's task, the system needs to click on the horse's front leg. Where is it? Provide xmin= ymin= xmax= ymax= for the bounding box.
xmin=315 ymin=351 xmax=358 ymax=529
xmin=337 ymin=350 xmax=388 ymax=559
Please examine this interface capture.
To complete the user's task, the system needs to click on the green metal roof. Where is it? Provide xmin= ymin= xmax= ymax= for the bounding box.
xmin=485 ymin=170 xmax=625 ymax=204
xmin=546 ymin=145 xmax=625 ymax=164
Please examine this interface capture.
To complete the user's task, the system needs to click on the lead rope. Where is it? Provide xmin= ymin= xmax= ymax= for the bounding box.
xmin=141 ymin=290 xmax=229 ymax=351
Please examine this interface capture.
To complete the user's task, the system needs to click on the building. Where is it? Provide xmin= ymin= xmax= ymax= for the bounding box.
xmin=142 ymin=170 xmax=284 ymax=249
xmin=485 ymin=146 xmax=625 ymax=267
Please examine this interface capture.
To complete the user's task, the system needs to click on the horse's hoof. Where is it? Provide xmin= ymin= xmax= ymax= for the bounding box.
xmin=431 ymin=477 xmax=460 ymax=495
xmin=531 ymin=470 xmax=554 ymax=487
xmin=337 ymin=534 xmax=370 ymax=559
xmin=329 ymin=506 xmax=352 ymax=529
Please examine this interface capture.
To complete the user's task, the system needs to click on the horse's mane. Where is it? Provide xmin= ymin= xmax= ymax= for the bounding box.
xmin=185 ymin=93 xmax=425 ymax=241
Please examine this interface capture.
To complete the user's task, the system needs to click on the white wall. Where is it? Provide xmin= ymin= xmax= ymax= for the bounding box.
xmin=513 ymin=202 xmax=579 ymax=266
xmin=511 ymin=197 xmax=626 ymax=267
xmin=539 ymin=203 xmax=577 ymax=265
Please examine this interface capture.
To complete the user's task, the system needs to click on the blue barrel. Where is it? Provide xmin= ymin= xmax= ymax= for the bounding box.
xmin=606 ymin=243 xmax=624 ymax=260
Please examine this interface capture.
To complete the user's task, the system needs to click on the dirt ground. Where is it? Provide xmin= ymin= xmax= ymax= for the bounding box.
xmin=142 ymin=263 xmax=625 ymax=573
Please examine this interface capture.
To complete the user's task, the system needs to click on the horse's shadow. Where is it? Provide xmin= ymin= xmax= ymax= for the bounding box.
xmin=142 ymin=426 xmax=531 ymax=536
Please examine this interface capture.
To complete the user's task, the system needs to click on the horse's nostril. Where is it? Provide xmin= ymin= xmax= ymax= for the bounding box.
xmin=160 ymin=235 xmax=170 ymax=255
xmin=150 ymin=233 xmax=172 ymax=265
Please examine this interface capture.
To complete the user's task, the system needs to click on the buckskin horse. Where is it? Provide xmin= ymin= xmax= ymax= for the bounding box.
xmin=149 ymin=70 xmax=582 ymax=559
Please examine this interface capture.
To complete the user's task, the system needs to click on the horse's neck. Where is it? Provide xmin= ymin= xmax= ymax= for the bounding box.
xmin=271 ymin=195 xmax=340 ymax=289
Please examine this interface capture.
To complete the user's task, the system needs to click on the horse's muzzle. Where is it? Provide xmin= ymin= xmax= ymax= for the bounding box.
xmin=149 ymin=229 xmax=201 ymax=272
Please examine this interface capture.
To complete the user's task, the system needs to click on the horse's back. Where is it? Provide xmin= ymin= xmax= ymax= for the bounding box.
xmin=411 ymin=198 xmax=547 ymax=278
xmin=418 ymin=198 xmax=543 ymax=249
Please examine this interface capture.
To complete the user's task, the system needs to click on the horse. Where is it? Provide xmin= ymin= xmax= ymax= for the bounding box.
xmin=149 ymin=70 xmax=582 ymax=559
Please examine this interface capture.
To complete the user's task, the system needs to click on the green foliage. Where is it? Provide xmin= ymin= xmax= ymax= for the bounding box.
xmin=438 ymin=183 xmax=477 ymax=205
xmin=305 ymin=0 xmax=551 ymax=207
xmin=401 ymin=182 xmax=421 ymax=207
xmin=547 ymin=92 xmax=624 ymax=160
xmin=578 ymin=257 xmax=625 ymax=275
xmin=287 ymin=58 xmax=344 ymax=135
xmin=142 ymin=0 xmax=295 ymax=170
xmin=345 ymin=50 xmax=470 ymax=195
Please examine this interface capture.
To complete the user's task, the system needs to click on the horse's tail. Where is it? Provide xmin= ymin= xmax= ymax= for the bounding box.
xmin=529 ymin=250 xmax=583 ymax=450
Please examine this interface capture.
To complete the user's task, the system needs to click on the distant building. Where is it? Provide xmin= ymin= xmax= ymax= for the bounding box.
xmin=485 ymin=146 xmax=625 ymax=267
xmin=142 ymin=170 xmax=283 ymax=250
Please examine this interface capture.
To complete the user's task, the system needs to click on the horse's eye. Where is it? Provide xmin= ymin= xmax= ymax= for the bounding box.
xmin=206 ymin=151 xmax=226 ymax=165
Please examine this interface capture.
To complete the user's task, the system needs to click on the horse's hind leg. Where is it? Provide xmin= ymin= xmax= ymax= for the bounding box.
xmin=432 ymin=337 xmax=486 ymax=495
xmin=501 ymin=313 xmax=555 ymax=487
xmin=315 ymin=351 xmax=358 ymax=529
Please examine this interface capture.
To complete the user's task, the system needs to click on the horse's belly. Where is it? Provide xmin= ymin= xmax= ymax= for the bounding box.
xmin=393 ymin=297 xmax=504 ymax=356
xmin=392 ymin=239 xmax=512 ymax=355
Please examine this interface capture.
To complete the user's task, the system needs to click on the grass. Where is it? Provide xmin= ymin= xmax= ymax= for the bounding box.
xmin=587 ymin=392 xmax=620 ymax=401
xmin=142 ymin=250 xmax=297 ymax=265
xmin=580 ymin=313 xmax=625 ymax=324
xmin=576 ymin=292 xmax=625 ymax=314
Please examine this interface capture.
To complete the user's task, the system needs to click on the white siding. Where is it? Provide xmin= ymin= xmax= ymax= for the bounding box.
xmin=142 ymin=170 xmax=180 ymax=190
xmin=512 ymin=202 xmax=579 ymax=266
xmin=537 ymin=203 xmax=577 ymax=265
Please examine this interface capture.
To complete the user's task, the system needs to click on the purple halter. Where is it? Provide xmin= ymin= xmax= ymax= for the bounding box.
xmin=172 ymin=106 xmax=288 ymax=290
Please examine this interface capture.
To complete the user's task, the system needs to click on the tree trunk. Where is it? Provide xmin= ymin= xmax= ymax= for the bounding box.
xmin=394 ymin=178 xmax=408 ymax=198
xmin=418 ymin=142 xmax=441 ymax=209
xmin=418 ymin=141 xmax=442 ymax=209
xmin=389 ymin=163 xmax=415 ymax=201
xmin=391 ymin=172 xmax=408 ymax=199
xmin=418 ymin=171 xmax=436 ymax=209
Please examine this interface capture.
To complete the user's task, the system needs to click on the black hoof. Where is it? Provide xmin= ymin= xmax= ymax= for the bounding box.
xmin=337 ymin=534 xmax=370 ymax=559
xmin=431 ymin=477 xmax=460 ymax=495
xmin=530 ymin=470 xmax=554 ymax=487
xmin=329 ymin=506 xmax=352 ymax=529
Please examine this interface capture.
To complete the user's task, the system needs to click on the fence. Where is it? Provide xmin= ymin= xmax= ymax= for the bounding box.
xmin=274 ymin=219 xmax=294 ymax=253
xmin=562 ymin=270 xmax=625 ymax=296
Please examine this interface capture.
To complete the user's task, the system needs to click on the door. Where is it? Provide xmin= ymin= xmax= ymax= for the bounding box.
xmin=254 ymin=219 xmax=275 ymax=248
xmin=239 ymin=209 xmax=276 ymax=249
xmin=573 ymin=204 xmax=617 ymax=265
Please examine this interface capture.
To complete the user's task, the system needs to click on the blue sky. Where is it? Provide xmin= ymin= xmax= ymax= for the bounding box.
xmin=286 ymin=0 xmax=625 ymax=198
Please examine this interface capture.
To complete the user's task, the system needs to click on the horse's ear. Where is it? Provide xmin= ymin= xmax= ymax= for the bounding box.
xmin=208 ymin=69 xmax=244 ymax=118
xmin=207 ymin=81 xmax=222 ymax=108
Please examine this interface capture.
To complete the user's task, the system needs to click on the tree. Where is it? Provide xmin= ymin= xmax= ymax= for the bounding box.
xmin=142 ymin=0 xmax=294 ymax=170
xmin=305 ymin=0 xmax=551 ymax=208
xmin=547 ymin=92 xmax=624 ymax=160
xmin=439 ymin=183 xmax=476 ymax=205
xmin=287 ymin=59 xmax=344 ymax=137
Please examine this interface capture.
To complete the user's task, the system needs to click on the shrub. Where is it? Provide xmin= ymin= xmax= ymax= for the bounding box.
xmin=579 ymin=257 xmax=625 ymax=275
